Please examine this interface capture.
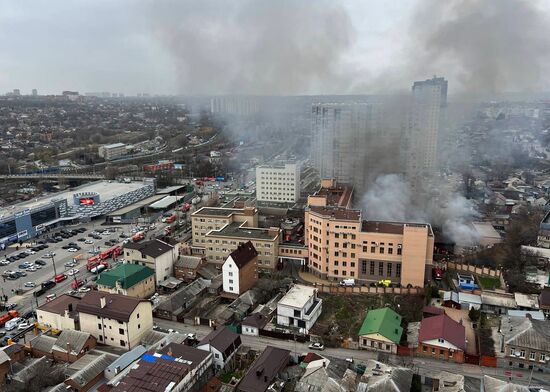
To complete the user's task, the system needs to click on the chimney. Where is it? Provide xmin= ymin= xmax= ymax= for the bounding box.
xmin=100 ymin=296 xmax=107 ymax=308
xmin=167 ymin=348 xmax=173 ymax=357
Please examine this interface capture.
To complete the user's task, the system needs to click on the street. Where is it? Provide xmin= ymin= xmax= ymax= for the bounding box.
xmin=153 ymin=318 xmax=550 ymax=388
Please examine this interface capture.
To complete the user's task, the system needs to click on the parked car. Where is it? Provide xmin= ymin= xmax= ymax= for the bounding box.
xmin=84 ymin=239 xmax=94 ymax=244
xmin=0 ymin=260 xmax=9 ymax=266
xmin=67 ymin=268 xmax=79 ymax=276
xmin=17 ymin=322 xmax=31 ymax=330
xmin=308 ymin=342 xmax=325 ymax=351
xmin=24 ymin=282 xmax=36 ymax=288
xmin=35 ymin=259 xmax=46 ymax=266
xmin=67 ymin=248 xmax=78 ymax=253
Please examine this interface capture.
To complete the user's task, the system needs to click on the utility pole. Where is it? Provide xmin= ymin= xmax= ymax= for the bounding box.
xmin=51 ymin=254 xmax=57 ymax=278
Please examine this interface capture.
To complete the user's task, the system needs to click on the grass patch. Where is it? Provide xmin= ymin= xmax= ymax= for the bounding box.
xmin=478 ymin=276 xmax=500 ymax=290
xmin=219 ymin=371 xmax=242 ymax=384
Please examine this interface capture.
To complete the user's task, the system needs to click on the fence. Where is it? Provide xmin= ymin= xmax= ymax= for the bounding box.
xmin=446 ymin=261 xmax=501 ymax=278
xmin=259 ymin=329 xmax=309 ymax=343
xmin=313 ymin=284 xmax=424 ymax=296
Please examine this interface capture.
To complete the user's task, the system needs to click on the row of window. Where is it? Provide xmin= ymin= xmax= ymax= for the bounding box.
xmin=422 ymin=345 xmax=454 ymax=358
xmin=361 ymin=260 xmax=401 ymax=278
xmin=510 ymin=348 xmax=546 ymax=362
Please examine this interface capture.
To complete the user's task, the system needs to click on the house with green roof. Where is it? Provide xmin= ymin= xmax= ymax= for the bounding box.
xmin=358 ymin=307 xmax=403 ymax=354
xmin=96 ymin=263 xmax=155 ymax=299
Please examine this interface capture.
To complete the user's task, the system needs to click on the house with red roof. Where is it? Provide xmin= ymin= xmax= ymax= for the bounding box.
xmin=416 ymin=314 xmax=466 ymax=363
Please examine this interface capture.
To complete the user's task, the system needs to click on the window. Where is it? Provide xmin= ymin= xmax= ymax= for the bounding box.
xmin=362 ymin=261 xmax=367 ymax=274
xmin=540 ymin=353 xmax=546 ymax=362
xmin=388 ymin=248 xmax=393 ymax=255
xmin=342 ymin=261 xmax=347 ymax=267
xmin=335 ymin=243 xmax=340 ymax=248
xmin=378 ymin=262 xmax=383 ymax=276
xmin=432 ymin=348 xmax=435 ymax=354
xmin=228 ymin=271 xmax=233 ymax=276
xmin=333 ymin=270 xmax=338 ymax=275
xmin=229 ymin=286 xmax=234 ymax=291
xmin=371 ymin=246 xmax=376 ymax=253
xmin=334 ymin=261 xmax=339 ymax=266
xmin=386 ymin=344 xmax=390 ymax=350
xmin=449 ymin=351 xmax=453 ymax=358
xmin=119 ymin=328 xmax=124 ymax=335
xmin=138 ymin=324 xmax=141 ymax=329
xmin=440 ymin=349 xmax=445 ymax=355
xmin=380 ymin=248 xmax=384 ymax=254
xmin=351 ymin=262 xmax=355 ymax=267
xmin=423 ymin=346 xmax=427 ymax=353
xmin=137 ymin=313 xmax=139 ymax=319
xmin=294 ymin=310 xmax=301 ymax=317
xmin=98 ymin=323 xmax=102 ymax=329
xmin=397 ymin=247 xmax=402 ymax=255
xmin=215 ymin=353 xmax=220 ymax=359
xmin=120 ymin=340 xmax=126 ymax=347
xmin=370 ymin=261 xmax=375 ymax=275
xmin=530 ymin=352 xmax=536 ymax=360
xmin=396 ymin=264 xmax=401 ymax=277
xmin=342 ymin=270 xmax=347 ymax=276
xmin=229 ymin=279 xmax=234 ymax=284
xmin=99 ymin=335 xmax=103 ymax=341
xmin=351 ymin=253 xmax=355 ymax=258
xmin=387 ymin=263 xmax=392 ymax=276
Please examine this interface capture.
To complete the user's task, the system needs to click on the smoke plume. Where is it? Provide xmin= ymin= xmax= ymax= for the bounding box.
xmin=400 ymin=0 xmax=550 ymax=94
xmin=149 ymin=0 xmax=358 ymax=95
xmin=362 ymin=174 xmax=479 ymax=245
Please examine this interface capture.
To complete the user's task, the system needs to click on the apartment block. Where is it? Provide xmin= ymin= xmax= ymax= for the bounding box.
xmin=191 ymin=206 xmax=258 ymax=250
xmin=305 ymin=180 xmax=434 ymax=287
xmin=256 ymin=163 xmax=300 ymax=203
xmin=123 ymin=239 xmax=177 ymax=285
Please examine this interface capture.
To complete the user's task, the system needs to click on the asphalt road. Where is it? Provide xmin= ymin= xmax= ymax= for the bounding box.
xmin=153 ymin=318 xmax=550 ymax=388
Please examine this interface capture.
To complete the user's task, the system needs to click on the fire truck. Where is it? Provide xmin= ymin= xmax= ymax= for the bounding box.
xmin=86 ymin=245 xmax=121 ymax=271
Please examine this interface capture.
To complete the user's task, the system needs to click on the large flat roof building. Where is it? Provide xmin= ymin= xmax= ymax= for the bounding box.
xmin=256 ymin=163 xmax=300 ymax=204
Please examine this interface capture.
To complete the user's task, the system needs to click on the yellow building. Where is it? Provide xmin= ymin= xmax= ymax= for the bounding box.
xmin=77 ymin=291 xmax=153 ymax=350
xmin=305 ymin=180 xmax=434 ymax=287
xmin=36 ymin=294 xmax=81 ymax=333
xmin=96 ymin=263 xmax=155 ymax=298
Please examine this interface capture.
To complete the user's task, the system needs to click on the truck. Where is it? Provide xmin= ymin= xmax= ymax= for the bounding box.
xmin=90 ymin=264 xmax=106 ymax=274
xmin=180 ymin=203 xmax=191 ymax=212
xmin=0 ymin=310 xmax=19 ymax=328
xmin=71 ymin=279 xmax=84 ymax=290
xmin=162 ymin=214 xmax=176 ymax=224
xmin=131 ymin=231 xmax=145 ymax=242
xmin=339 ymin=279 xmax=355 ymax=287
xmin=86 ymin=245 xmax=120 ymax=271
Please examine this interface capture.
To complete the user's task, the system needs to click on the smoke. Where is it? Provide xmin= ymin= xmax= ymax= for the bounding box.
xmin=362 ymin=174 xmax=480 ymax=245
xmin=401 ymin=0 xmax=550 ymax=94
xmin=149 ymin=0 xmax=359 ymax=95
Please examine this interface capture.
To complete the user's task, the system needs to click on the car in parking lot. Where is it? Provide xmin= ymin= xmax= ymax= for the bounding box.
xmin=26 ymin=266 xmax=37 ymax=272
xmin=44 ymin=252 xmax=56 ymax=258
xmin=35 ymin=259 xmax=46 ymax=266
xmin=18 ymin=263 xmax=30 ymax=269
xmin=67 ymin=268 xmax=79 ymax=276
xmin=68 ymin=248 xmax=79 ymax=252
xmin=17 ymin=253 xmax=28 ymax=258
xmin=77 ymin=238 xmax=86 ymax=242
xmin=24 ymin=282 xmax=35 ymax=288
xmin=24 ymin=249 xmax=36 ymax=255
xmin=0 ymin=260 xmax=9 ymax=266
xmin=84 ymin=239 xmax=94 ymax=244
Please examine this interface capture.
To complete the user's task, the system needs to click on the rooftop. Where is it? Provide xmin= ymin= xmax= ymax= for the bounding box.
xmin=198 ymin=326 xmax=241 ymax=356
xmin=358 ymin=307 xmax=403 ymax=344
xmin=309 ymin=206 xmax=361 ymax=221
xmin=237 ymin=346 xmax=290 ymax=392
xmin=193 ymin=206 xmax=249 ymax=217
xmin=358 ymin=360 xmax=413 ymax=392
xmin=501 ymin=316 xmax=550 ymax=352
xmin=311 ymin=181 xmax=353 ymax=207
xmin=228 ymin=241 xmax=258 ymax=268
xmin=418 ymin=314 xmax=466 ymax=351
xmin=37 ymin=294 xmax=81 ymax=319
xmin=103 ymin=142 xmax=126 ymax=149
xmin=124 ymin=239 xmax=174 ymax=258
xmin=96 ymin=263 xmax=155 ymax=290
xmin=148 ymin=195 xmax=179 ymax=209
xmin=52 ymin=330 xmax=94 ymax=355
xmin=76 ymin=291 xmax=148 ymax=322
xmin=208 ymin=222 xmax=279 ymax=241
xmin=278 ymin=284 xmax=317 ymax=309
xmin=107 ymin=194 xmax=165 ymax=216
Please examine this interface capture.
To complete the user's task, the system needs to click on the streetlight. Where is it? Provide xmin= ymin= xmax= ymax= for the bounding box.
xmin=51 ymin=254 xmax=58 ymax=278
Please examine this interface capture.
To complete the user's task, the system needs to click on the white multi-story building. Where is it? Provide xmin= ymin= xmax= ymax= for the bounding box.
xmin=277 ymin=284 xmax=322 ymax=333
xmin=98 ymin=142 xmax=128 ymax=161
xmin=123 ymin=239 xmax=177 ymax=285
xmin=256 ymin=163 xmax=300 ymax=203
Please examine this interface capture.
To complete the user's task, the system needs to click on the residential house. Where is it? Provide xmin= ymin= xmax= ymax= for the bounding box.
xmin=417 ymin=314 xmax=466 ymax=363
xmin=28 ymin=335 xmax=57 ymax=358
xmin=457 ymin=273 xmax=477 ymax=290
xmin=241 ymin=313 xmax=270 ymax=337
xmin=104 ymin=345 xmax=147 ymax=380
xmin=442 ymin=291 xmax=481 ymax=310
xmin=174 ymin=255 xmax=206 ymax=281
xmin=507 ymin=310 xmax=546 ymax=320
xmin=222 ymin=241 xmax=258 ymax=296
xmin=236 ymin=346 xmax=290 ymax=392
xmin=514 ymin=293 xmax=540 ymax=311
xmin=357 ymin=360 xmax=413 ymax=392
xmin=77 ymin=291 xmax=153 ymax=351
xmin=499 ymin=315 xmax=550 ymax=371
xmin=0 ymin=345 xmax=25 ymax=385
xmin=197 ymin=326 xmax=242 ymax=372
xmin=96 ymin=263 xmax=155 ymax=298
xmin=51 ymin=330 xmax=96 ymax=363
xmin=277 ymin=284 xmax=322 ymax=333
xmin=539 ymin=287 xmax=550 ymax=317
xmin=63 ymin=353 xmax=117 ymax=392
xmin=108 ymin=343 xmax=213 ymax=392
xmin=358 ymin=307 xmax=403 ymax=354
xmin=124 ymin=239 xmax=177 ymax=285
xmin=154 ymin=278 xmax=209 ymax=321
xmin=481 ymin=291 xmax=517 ymax=315
xmin=296 ymin=354 xmax=356 ymax=392
xmin=36 ymin=294 xmax=81 ymax=332
xmin=483 ymin=375 xmax=531 ymax=392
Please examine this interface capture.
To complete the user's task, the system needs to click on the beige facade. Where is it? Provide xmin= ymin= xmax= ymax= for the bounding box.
xmin=256 ymin=163 xmax=300 ymax=203
xmin=305 ymin=208 xmax=434 ymax=287
xmin=191 ymin=206 xmax=258 ymax=249
xmin=36 ymin=308 xmax=78 ymax=333
xmin=97 ymin=276 xmax=155 ymax=299
xmin=79 ymin=301 xmax=153 ymax=351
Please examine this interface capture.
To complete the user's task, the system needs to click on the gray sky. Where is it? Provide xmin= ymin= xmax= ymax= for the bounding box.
xmin=1 ymin=0 xmax=549 ymax=96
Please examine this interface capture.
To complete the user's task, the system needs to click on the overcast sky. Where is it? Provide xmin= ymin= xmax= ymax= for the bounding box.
xmin=1 ymin=0 xmax=549 ymax=96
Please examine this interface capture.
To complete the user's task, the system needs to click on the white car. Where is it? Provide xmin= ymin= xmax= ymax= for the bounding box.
xmin=0 ymin=260 xmax=9 ymax=266
xmin=34 ymin=264 xmax=42 ymax=269
xmin=67 ymin=268 xmax=79 ymax=276
xmin=24 ymin=250 xmax=36 ymax=255
xmin=25 ymin=267 xmax=37 ymax=272
xmin=84 ymin=240 xmax=94 ymax=244
xmin=44 ymin=252 xmax=56 ymax=258
xmin=102 ymin=231 xmax=111 ymax=235
xmin=18 ymin=322 xmax=31 ymax=330
xmin=67 ymin=248 xmax=78 ymax=252
xmin=308 ymin=342 xmax=325 ymax=351
xmin=78 ymin=287 xmax=91 ymax=293
xmin=24 ymin=282 xmax=35 ymax=288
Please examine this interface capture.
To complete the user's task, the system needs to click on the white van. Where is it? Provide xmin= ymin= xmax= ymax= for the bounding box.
xmin=339 ymin=279 xmax=355 ymax=287
xmin=5 ymin=317 xmax=23 ymax=331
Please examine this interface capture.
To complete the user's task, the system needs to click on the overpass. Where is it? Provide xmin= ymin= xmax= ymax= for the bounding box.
xmin=0 ymin=173 xmax=106 ymax=180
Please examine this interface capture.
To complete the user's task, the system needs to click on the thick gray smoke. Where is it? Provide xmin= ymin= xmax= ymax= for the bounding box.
xmin=403 ymin=0 xmax=550 ymax=94
xmin=362 ymin=174 xmax=479 ymax=245
xmin=149 ymin=0 xmax=358 ymax=95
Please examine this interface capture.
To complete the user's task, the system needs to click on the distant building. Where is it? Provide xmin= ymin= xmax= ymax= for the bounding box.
xmin=77 ymin=292 xmax=153 ymax=350
xmin=96 ymin=263 xmax=155 ymax=298
xmin=358 ymin=307 xmax=403 ymax=354
xmin=12 ymin=89 xmax=20 ymax=96
xmin=31 ymin=89 xmax=37 ymax=96
xmin=197 ymin=326 xmax=241 ymax=372
xmin=210 ymin=96 xmax=259 ymax=116
xmin=98 ymin=142 xmax=127 ymax=161
xmin=124 ymin=239 xmax=177 ymax=285
xmin=256 ymin=163 xmax=300 ymax=204
xmin=277 ymin=284 xmax=322 ymax=333
xmin=222 ymin=241 xmax=258 ymax=296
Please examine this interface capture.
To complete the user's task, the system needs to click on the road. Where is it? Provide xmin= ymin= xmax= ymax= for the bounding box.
xmin=153 ymin=318 xmax=550 ymax=388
